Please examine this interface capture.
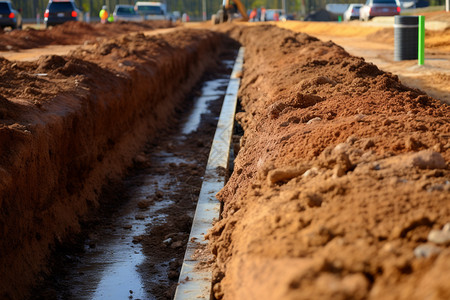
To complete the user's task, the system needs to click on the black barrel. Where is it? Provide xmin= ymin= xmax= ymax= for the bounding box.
xmin=394 ymin=16 xmax=419 ymax=61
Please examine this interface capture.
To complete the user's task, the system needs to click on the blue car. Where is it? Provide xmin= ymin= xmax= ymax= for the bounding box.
xmin=0 ymin=1 xmax=22 ymax=30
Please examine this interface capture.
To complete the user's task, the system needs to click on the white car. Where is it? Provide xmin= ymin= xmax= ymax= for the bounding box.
xmin=343 ymin=4 xmax=363 ymax=21
xmin=135 ymin=1 xmax=166 ymax=20
xmin=113 ymin=5 xmax=142 ymax=22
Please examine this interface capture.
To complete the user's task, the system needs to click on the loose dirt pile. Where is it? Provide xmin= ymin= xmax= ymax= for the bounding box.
xmin=0 ymin=27 xmax=226 ymax=300
xmin=0 ymin=20 xmax=173 ymax=51
xmin=209 ymin=24 xmax=450 ymax=300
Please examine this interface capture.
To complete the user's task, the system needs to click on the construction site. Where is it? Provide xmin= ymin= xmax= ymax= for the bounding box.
xmin=0 ymin=1 xmax=449 ymax=299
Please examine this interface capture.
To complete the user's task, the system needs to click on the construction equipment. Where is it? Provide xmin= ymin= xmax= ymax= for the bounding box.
xmin=212 ymin=0 xmax=248 ymax=24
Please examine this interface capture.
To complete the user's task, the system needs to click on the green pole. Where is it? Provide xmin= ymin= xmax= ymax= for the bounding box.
xmin=418 ymin=15 xmax=425 ymax=66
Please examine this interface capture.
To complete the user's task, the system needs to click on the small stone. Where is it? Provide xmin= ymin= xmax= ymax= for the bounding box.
xmin=333 ymin=143 xmax=350 ymax=154
xmin=267 ymin=165 xmax=309 ymax=185
xmin=171 ymin=241 xmax=184 ymax=249
xmin=306 ymin=117 xmax=321 ymax=124
xmin=346 ymin=135 xmax=358 ymax=144
xmin=137 ymin=200 xmax=151 ymax=209
xmin=302 ymin=167 xmax=319 ymax=178
xmin=122 ymin=224 xmax=132 ymax=230
xmin=132 ymin=236 xmax=143 ymax=244
xmin=280 ymin=121 xmax=290 ymax=127
xmin=355 ymin=114 xmax=367 ymax=122
xmin=409 ymin=150 xmax=446 ymax=170
xmin=428 ymin=229 xmax=450 ymax=245
xmin=414 ymin=244 xmax=442 ymax=258
xmin=443 ymin=223 xmax=450 ymax=232
xmin=432 ymin=143 xmax=443 ymax=152
xmin=135 ymin=214 xmax=146 ymax=220
xmin=163 ymin=238 xmax=173 ymax=245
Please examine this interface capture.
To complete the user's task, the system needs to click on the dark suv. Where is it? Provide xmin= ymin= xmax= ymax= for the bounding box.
xmin=44 ymin=0 xmax=80 ymax=28
xmin=0 ymin=1 xmax=22 ymax=30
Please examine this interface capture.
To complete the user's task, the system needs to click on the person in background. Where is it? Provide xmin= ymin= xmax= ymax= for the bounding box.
xmin=274 ymin=10 xmax=279 ymax=21
xmin=99 ymin=5 xmax=108 ymax=24
xmin=249 ymin=8 xmax=257 ymax=21
xmin=261 ymin=7 xmax=266 ymax=21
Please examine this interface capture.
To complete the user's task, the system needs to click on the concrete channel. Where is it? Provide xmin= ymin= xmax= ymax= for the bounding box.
xmin=174 ymin=47 xmax=244 ymax=300
xmin=33 ymin=47 xmax=243 ymax=300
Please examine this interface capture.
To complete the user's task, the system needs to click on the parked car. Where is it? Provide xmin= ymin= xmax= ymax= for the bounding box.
xmin=113 ymin=5 xmax=141 ymax=22
xmin=0 ymin=1 xmax=22 ymax=30
xmin=343 ymin=3 xmax=363 ymax=21
xmin=135 ymin=1 xmax=166 ymax=21
xmin=359 ymin=0 xmax=401 ymax=21
xmin=44 ymin=0 xmax=81 ymax=28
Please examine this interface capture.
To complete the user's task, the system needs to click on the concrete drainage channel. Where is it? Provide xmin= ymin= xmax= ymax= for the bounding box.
xmin=33 ymin=48 xmax=243 ymax=300
xmin=174 ymin=47 xmax=244 ymax=300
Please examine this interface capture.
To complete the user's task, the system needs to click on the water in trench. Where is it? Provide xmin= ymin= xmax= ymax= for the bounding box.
xmin=35 ymin=54 xmax=236 ymax=300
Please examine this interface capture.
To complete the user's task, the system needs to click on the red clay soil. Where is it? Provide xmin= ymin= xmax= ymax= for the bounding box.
xmin=0 ymin=20 xmax=173 ymax=51
xmin=208 ymin=24 xmax=450 ymax=300
xmin=0 ymin=28 xmax=225 ymax=300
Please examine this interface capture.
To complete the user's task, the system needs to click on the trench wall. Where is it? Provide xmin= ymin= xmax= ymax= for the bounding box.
xmin=0 ymin=29 xmax=223 ymax=300
xmin=209 ymin=24 xmax=450 ymax=300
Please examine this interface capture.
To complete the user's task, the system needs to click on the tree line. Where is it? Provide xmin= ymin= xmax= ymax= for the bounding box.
xmin=9 ymin=0 xmax=446 ymax=20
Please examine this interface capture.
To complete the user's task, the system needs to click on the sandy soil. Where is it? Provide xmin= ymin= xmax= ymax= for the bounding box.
xmin=277 ymin=21 xmax=450 ymax=104
xmin=0 ymin=22 xmax=227 ymax=300
xmin=209 ymin=23 xmax=450 ymax=300
xmin=1 ymin=16 xmax=449 ymax=300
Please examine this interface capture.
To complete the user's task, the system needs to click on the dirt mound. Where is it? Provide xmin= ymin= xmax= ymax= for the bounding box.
xmin=209 ymin=24 xmax=450 ymax=300
xmin=0 ymin=20 xmax=173 ymax=51
xmin=0 ymin=27 xmax=225 ymax=300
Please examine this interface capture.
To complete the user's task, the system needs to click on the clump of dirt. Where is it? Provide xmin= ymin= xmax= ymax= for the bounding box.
xmin=208 ymin=24 xmax=449 ymax=300
xmin=0 ymin=20 xmax=173 ymax=51
xmin=0 ymin=27 xmax=225 ymax=300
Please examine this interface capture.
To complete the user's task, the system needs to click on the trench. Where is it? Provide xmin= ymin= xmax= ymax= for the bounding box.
xmin=32 ymin=49 xmax=239 ymax=300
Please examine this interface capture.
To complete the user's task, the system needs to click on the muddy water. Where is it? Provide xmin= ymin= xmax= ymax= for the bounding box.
xmin=34 ymin=55 xmax=236 ymax=300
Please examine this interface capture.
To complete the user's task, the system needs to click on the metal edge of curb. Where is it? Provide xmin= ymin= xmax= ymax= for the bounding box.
xmin=173 ymin=47 xmax=245 ymax=300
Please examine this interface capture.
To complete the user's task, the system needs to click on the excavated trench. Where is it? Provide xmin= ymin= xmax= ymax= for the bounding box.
xmin=0 ymin=28 xmax=239 ymax=300
xmin=32 ymin=52 xmax=238 ymax=300
xmin=2 ymin=21 xmax=450 ymax=300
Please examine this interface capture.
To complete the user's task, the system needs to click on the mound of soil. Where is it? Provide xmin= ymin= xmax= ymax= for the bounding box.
xmin=209 ymin=24 xmax=450 ymax=300
xmin=0 ymin=20 xmax=173 ymax=51
xmin=0 ymin=27 xmax=225 ymax=300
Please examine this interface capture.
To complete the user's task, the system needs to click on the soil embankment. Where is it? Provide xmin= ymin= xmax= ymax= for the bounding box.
xmin=209 ymin=24 xmax=450 ymax=300
xmin=0 ymin=27 xmax=225 ymax=299
xmin=0 ymin=20 xmax=173 ymax=51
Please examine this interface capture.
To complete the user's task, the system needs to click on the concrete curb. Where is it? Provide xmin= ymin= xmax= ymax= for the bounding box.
xmin=173 ymin=47 xmax=245 ymax=300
